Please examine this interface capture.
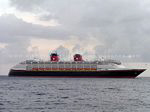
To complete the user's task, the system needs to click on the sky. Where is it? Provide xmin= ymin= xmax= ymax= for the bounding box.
xmin=0 ymin=0 xmax=150 ymax=75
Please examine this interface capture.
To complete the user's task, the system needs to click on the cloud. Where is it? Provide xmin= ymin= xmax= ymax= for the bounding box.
xmin=8 ymin=0 xmax=150 ymax=62
xmin=10 ymin=0 xmax=44 ymax=12
xmin=0 ymin=14 xmax=71 ymax=41
xmin=0 ymin=14 xmax=70 ymax=74
xmin=1 ymin=0 xmax=150 ymax=75
xmin=0 ymin=13 xmax=71 ymax=59
xmin=54 ymin=45 xmax=70 ymax=61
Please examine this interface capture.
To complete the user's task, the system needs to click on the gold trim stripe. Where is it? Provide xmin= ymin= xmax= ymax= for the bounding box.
xmin=31 ymin=68 xmax=97 ymax=71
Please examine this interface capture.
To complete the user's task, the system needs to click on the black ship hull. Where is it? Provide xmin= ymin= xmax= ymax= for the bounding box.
xmin=8 ymin=69 xmax=146 ymax=78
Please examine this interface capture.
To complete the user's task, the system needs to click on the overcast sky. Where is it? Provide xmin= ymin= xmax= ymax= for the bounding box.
xmin=0 ymin=0 xmax=150 ymax=75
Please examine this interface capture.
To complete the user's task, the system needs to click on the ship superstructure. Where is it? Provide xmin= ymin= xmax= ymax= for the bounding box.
xmin=9 ymin=53 xmax=146 ymax=78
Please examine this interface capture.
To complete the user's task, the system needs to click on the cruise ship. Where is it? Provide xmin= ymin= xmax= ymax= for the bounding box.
xmin=8 ymin=53 xmax=146 ymax=78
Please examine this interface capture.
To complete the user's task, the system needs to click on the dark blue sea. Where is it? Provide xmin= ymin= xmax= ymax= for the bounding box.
xmin=0 ymin=76 xmax=150 ymax=112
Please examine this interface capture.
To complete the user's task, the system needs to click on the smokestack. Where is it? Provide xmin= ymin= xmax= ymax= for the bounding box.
xmin=73 ymin=54 xmax=83 ymax=61
xmin=50 ymin=53 xmax=59 ymax=62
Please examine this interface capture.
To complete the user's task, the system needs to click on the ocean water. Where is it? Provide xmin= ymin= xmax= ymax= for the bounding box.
xmin=0 ymin=77 xmax=150 ymax=112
